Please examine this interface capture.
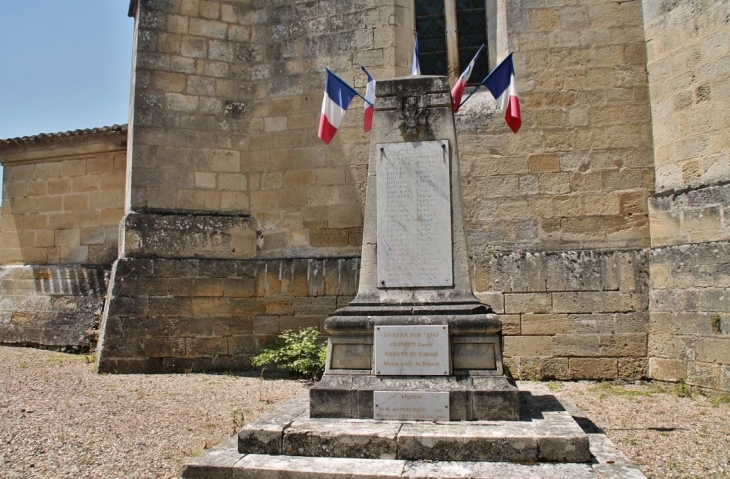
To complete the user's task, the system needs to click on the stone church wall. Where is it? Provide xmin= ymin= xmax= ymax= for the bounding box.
xmin=643 ymin=0 xmax=730 ymax=392
xmin=459 ymin=0 xmax=655 ymax=380
xmin=96 ymin=0 xmax=661 ymax=377
xmin=0 ymin=126 xmax=127 ymax=350
xmin=1 ymin=0 xmax=727 ymax=390
xmin=97 ymin=0 xmax=413 ymax=372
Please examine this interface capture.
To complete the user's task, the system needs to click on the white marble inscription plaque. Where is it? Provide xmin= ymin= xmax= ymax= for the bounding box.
xmin=373 ymin=391 xmax=449 ymax=421
xmin=376 ymin=141 xmax=453 ymax=288
xmin=374 ymin=325 xmax=449 ymax=376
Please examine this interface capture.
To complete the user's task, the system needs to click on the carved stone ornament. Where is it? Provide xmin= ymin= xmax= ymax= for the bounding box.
xmin=397 ymin=95 xmax=430 ymax=136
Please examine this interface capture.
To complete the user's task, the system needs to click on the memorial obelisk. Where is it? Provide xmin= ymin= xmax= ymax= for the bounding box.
xmin=310 ymin=75 xmax=519 ymax=421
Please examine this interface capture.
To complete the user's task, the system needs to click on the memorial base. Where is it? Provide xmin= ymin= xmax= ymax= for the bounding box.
xmin=180 ymin=383 xmax=648 ymax=478
xmin=308 ymin=302 xmax=520 ymax=421
xmin=310 ymin=375 xmax=518 ymax=421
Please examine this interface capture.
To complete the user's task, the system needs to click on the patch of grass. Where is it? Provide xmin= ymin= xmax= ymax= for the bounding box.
xmin=231 ymin=408 xmax=245 ymax=434
xmin=675 ymin=381 xmax=693 ymax=398
xmin=187 ymin=446 xmax=204 ymax=458
xmin=589 ymin=380 xmax=659 ymax=399
xmin=48 ymin=352 xmax=96 ymax=364
xmin=710 ymin=395 xmax=730 ymax=407
xmin=546 ymin=381 xmax=563 ymax=391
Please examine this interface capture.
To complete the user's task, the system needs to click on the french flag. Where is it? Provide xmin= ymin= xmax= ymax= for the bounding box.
xmin=481 ymin=53 xmax=522 ymax=133
xmin=318 ymin=69 xmax=358 ymax=144
xmin=451 ymin=45 xmax=483 ymax=112
xmin=411 ymin=33 xmax=421 ymax=76
xmin=362 ymin=67 xmax=375 ymax=132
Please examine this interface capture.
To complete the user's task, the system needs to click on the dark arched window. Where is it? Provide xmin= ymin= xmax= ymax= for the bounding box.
xmin=414 ymin=0 xmax=489 ymax=84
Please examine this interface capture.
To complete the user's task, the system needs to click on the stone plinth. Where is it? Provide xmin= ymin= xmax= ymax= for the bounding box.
xmin=181 ymin=384 xmax=648 ymax=478
xmin=241 ymin=387 xmax=589 ymax=463
xmin=309 ymin=75 xmax=518 ymax=421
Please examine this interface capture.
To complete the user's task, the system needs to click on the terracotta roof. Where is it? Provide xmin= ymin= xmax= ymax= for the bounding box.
xmin=0 ymin=124 xmax=128 ymax=147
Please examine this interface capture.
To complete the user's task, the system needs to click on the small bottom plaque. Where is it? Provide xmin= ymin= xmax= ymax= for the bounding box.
xmin=373 ymin=391 xmax=449 ymax=421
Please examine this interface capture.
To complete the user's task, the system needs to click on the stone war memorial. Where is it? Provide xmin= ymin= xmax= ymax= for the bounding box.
xmin=181 ymin=75 xmax=644 ymax=478
xmin=0 ymin=0 xmax=728 ymax=475
xmin=309 ymin=76 xmax=519 ymax=422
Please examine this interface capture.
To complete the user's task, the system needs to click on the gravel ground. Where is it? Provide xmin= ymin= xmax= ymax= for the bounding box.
xmin=1 ymin=346 xmax=729 ymax=479
xmin=549 ymin=380 xmax=730 ymax=479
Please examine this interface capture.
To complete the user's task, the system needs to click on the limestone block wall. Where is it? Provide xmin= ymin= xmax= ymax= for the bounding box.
xmin=126 ymin=0 xmax=414 ymax=255
xmin=456 ymin=0 xmax=655 ymax=379
xmin=642 ymin=0 xmax=730 ymax=392
xmin=98 ymin=0 xmax=415 ymax=372
xmin=642 ymin=0 xmax=729 ymax=193
xmin=98 ymin=256 xmax=358 ymax=373
xmin=97 ymin=0 xmax=668 ymax=375
xmin=650 ymin=241 xmax=730 ymax=392
xmin=0 ymin=265 xmax=108 ymax=351
xmin=459 ymin=0 xmax=654 ymax=254
xmin=0 ymin=126 xmax=127 ymax=350
xmin=475 ymin=249 xmax=649 ymax=380
xmin=0 ymin=129 xmax=127 ymax=265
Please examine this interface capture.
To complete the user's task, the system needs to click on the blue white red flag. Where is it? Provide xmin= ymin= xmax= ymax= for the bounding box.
xmin=318 ymin=70 xmax=358 ymax=144
xmin=362 ymin=67 xmax=375 ymax=132
xmin=481 ymin=53 xmax=521 ymax=133
xmin=411 ymin=34 xmax=421 ymax=76
xmin=451 ymin=45 xmax=483 ymax=112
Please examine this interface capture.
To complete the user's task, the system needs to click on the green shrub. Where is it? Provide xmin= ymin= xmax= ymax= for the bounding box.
xmin=251 ymin=327 xmax=327 ymax=380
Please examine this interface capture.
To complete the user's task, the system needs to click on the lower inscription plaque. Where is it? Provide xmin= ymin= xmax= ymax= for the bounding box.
xmin=374 ymin=325 xmax=449 ymax=376
xmin=373 ymin=391 xmax=449 ymax=421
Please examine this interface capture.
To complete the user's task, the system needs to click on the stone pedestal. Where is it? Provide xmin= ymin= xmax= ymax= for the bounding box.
xmin=182 ymin=384 xmax=649 ymax=479
xmin=309 ymin=76 xmax=519 ymax=421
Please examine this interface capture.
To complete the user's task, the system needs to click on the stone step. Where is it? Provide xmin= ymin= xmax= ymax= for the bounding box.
xmin=181 ymin=383 xmax=647 ymax=479
xmin=238 ymin=385 xmax=590 ymax=463
xmin=181 ymin=437 xmax=642 ymax=479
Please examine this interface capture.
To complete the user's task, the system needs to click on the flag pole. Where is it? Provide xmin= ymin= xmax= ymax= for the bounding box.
xmin=360 ymin=65 xmax=372 ymax=78
xmin=459 ymin=51 xmax=512 ymax=109
xmin=325 ymin=68 xmax=374 ymax=106
xmin=453 ymin=44 xmax=486 ymax=110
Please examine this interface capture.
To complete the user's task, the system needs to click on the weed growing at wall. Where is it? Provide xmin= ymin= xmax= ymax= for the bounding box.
xmin=251 ymin=328 xmax=327 ymax=380
xmin=710 ymin=313 xmax=722 ymax=333
xmin=675 ymin=380 xmax=693 ymax=398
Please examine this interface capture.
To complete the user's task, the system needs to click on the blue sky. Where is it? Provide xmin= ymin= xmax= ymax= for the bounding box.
xmin=0 ymin=1 xmax=134 ymax=140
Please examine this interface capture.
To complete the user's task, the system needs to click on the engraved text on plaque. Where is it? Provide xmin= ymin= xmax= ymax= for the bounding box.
xmin=376 ymin=141 xmax=453 ymax=288
xmin=374 ymin=325 xmax=449 ymax=376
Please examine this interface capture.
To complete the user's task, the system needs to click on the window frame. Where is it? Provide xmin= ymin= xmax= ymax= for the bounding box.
xmin=413 ymin=0 xmax=494 ymax=85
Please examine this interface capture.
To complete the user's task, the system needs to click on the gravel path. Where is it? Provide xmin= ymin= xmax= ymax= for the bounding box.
xmin=1 ymin=346 xmax=729 ymax=478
